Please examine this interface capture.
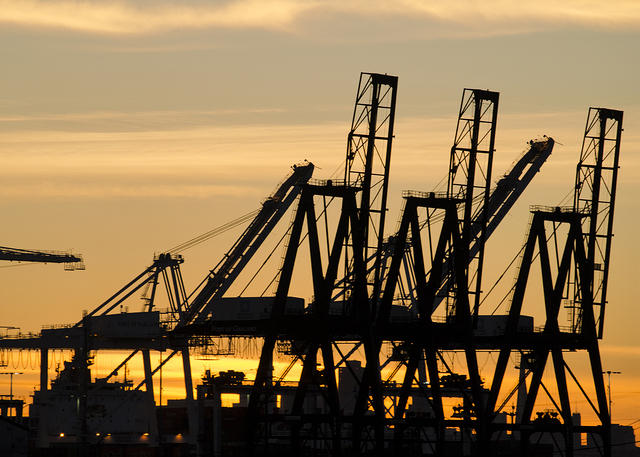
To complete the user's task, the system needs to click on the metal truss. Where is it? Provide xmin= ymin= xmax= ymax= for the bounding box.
xmin=345 ymin=72 xmax=398 ymax=303
xmin=572 ymin=108 xmax=623 ymax=338
xmin=376 ymin=193 xmax=484 ymax=455
xmin=447 ymin=89 xmax=499 ymax=319
xmin=487 ymin=208 xmax=610 ymax=457
xmin=248 ymin=181 xmax=370 ymax=454
xmin=7 ymin=72 xmax=624 ymax=457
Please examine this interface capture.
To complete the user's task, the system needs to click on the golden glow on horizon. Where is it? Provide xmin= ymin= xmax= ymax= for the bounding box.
xmin=2 ymin=340 xmax=640 ymax=424
xmin=3 ymin=348 xmax=635 ymax=424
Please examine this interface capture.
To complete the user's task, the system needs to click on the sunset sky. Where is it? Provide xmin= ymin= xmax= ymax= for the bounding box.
xmin=0 ymin=0 xmax=638 ymax=426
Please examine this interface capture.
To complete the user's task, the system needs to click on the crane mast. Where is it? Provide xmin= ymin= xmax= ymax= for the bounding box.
xmin=572 ymin=108 xmax=622 ymax=338
xmin=446 ymin=89 xmax=499 ymax=318
xmin=344 ymin=73 xmax=398 ymax=305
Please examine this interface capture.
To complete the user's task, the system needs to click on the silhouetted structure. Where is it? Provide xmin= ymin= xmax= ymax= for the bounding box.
xmin=0 ymin=73 xmax=627 ymax=457
xmin=0 ymin=246 xmax=83 ymax=270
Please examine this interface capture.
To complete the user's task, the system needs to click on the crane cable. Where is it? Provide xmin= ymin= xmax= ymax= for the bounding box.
xmin=483 ymin=216 xmax=563 ymax=316
xmin=483 ymin=167 xmax=577 ymax=315
xmin=164 ymin=161 xmax=336 ymax=255
xmin=166 ymin=209 xmax=261 ymax=254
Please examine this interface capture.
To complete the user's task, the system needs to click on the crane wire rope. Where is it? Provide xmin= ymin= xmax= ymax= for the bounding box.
xmin=482 ymin=167 xmax=579 ymax=316
xmin=238 ymin=224 xmax=291 ymax=297
xmin=170 ymin=164 xmax=338 ymax=321
xmin=166 ymin=209 xmax=261 ymax=254
xmin=167 ymin=157 xmax=376 ymax=308
xmin=483 ymin=215 xmax=563 ymax=316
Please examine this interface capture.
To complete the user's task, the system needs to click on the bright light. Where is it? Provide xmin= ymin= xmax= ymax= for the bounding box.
xmin=59 ymin=433 xmax=64 ymax=437
xmin=95 ymin=433 xmax=101 ymax=437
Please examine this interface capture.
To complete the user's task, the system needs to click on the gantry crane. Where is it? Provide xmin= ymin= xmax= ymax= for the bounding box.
xmin=0 ymin=72 xmax=622 ymax=457
xmin=485 ymin=107 xmax=623 ymax=456
xmin=242 ymin=81 xmax=555 ymax=454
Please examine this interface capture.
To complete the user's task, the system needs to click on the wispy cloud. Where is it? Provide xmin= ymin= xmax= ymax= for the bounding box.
xmin=0 ymin=115 xmax=346 ymax=198
xmin=1 ymin=107 xmax=637 ymax=199
xmin=0 ymin=1 xmax=639 ymax=37
xmin=0 ymin=0 xmax=310 ymax=35
xmin=392 ymin=0 xmax=640 ymax=28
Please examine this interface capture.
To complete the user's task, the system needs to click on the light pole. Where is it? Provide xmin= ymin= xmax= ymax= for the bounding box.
xmin=0 ymin=371 xmax=24 ymax=400
xmin=603 ymin=370 xmax=621 ymax=421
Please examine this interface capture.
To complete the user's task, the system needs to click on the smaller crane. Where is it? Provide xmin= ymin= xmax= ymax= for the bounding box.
xmin=0 ymin=246 xmax=84 ymax=270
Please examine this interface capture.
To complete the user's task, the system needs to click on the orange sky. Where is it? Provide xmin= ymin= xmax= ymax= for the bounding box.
xmin=0 ymin=0 xmax=638 ymax=431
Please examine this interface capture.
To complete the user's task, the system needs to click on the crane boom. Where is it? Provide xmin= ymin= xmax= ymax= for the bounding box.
xmin=177 ymin=162 xmax=314 ymax=327
xmin=398 ymin=137 xmax=554 ymax=311
xmin=477 ymin=137 xmax=555 ymax=245
xmin=334 ymin=138 xmax=554 ymax=310
xmin=0 ymin=246 xmax=83 ymax=268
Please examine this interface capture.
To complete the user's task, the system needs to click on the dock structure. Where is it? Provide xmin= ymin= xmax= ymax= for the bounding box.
xmin=0 ymin=73 xmax=626 ymax=457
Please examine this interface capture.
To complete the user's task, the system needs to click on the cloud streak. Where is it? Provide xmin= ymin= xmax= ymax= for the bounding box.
xmin=0 ymin=0 xmax=639 ymax=37
xmin=5 ymin=107 xmax=638 ymax=199
xmin=0 ymin=0 xmax=310 ymax=35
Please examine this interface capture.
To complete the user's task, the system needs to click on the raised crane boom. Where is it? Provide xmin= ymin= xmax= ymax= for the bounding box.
xmin=177 ymin=162 xmax=315 ymax=327
xmin=474 ymin=137 xmax=555 ymax=253
xmin=0 ymin=246 xmax=84 ymax=270
xmin=398 ymin=137 xmax=554 ymax=311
